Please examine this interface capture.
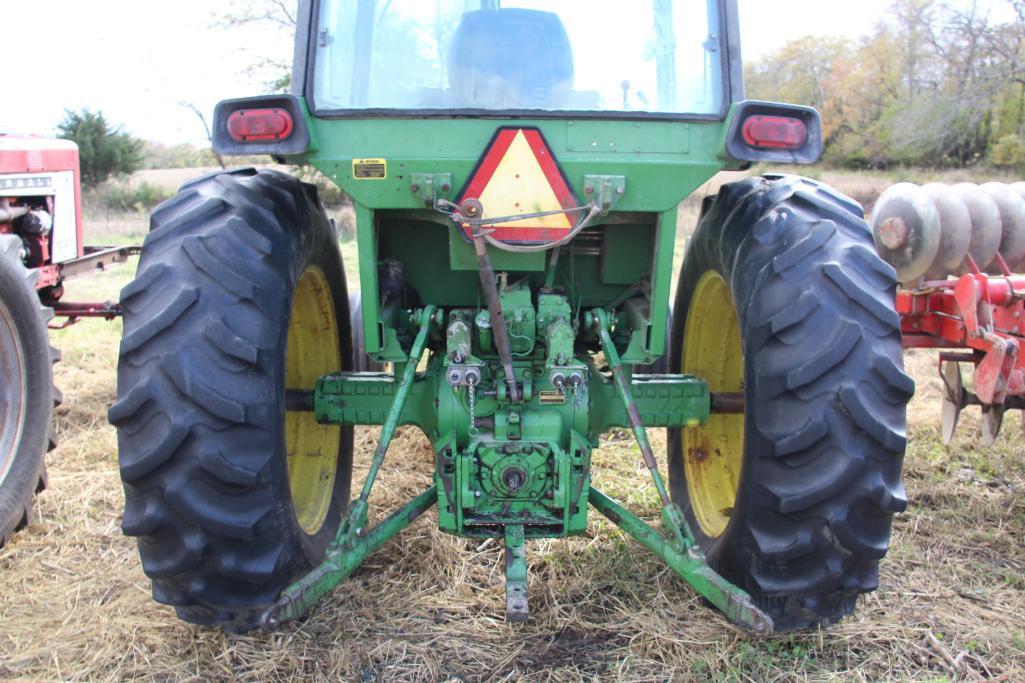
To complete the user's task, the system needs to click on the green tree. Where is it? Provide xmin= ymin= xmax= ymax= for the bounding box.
xmin=57 ymin=109 xmax=143 ymax=187
xmin=745 ymin=36 xmax=851 ymax=143
xmin=744 ymin=0 xmax=1025 ymax=169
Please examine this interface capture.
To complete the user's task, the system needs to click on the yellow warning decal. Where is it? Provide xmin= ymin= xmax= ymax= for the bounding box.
xmin=353 ymin=158 xmax=387 ymax=180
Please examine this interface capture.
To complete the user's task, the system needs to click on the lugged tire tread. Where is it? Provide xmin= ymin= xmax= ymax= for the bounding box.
xmin=145 ymin=196 xmax=227 ymax=252
xmin=668 ymin=175 xmax=912 ymax=632
xmin=203 ymin=318 xmax=260 ymax=366
xmin=119 ymin=416 xmax=191 ymax=483
xmin=183 ymin=235 xmax=257 ymax=300
xmin=838 ymin=384 xmax=908 ymax=452
xmin=112 ymin=169 xmax=353 ymax=632
xmin=119 ymin=287 xmax=198 ymax=355
xmin=784 ymin=322 xmax=861 ymax=391
xmin=823 ymin=263 xmax=902 ymax=328
xmin=771 ymin=221 xmax=836 ymax=274
xmin=772 ymin=416 xmax=829 ymax=458
xmin=162 ymin=352 xmax=248 ymax=425
xmin=0 ymin=236 xmax=59 ymax=549
xmin=766 ymin=291 xmax=819 ymax=335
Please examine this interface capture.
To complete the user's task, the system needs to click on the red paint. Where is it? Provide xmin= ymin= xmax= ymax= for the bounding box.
xmin=0 ymin=136 xmax=84 ymax=263
xmin=35 ymin=264 xmax=60 ymax=290
xmin=900 ymin=273 xmax=1025 ymax=404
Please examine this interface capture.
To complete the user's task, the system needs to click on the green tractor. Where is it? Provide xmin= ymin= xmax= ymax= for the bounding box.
xmin=111 ymin=0 xmax=912 ymax=634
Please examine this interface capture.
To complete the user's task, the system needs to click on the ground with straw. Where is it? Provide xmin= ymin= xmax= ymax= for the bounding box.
xmin=1 ymin=171 xmax=1023 ymax=681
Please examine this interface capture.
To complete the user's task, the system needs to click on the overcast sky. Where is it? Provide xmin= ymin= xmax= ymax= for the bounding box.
xmin=2 ymin=0 xmax=906 ymax=145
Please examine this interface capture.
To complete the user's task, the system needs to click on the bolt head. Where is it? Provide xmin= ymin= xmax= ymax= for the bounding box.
xmin=878 ymin=216 xmax=911 ymax=251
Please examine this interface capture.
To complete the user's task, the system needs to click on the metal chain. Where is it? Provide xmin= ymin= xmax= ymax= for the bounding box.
xmin=467 ymin=377 xmax=478 ymax=438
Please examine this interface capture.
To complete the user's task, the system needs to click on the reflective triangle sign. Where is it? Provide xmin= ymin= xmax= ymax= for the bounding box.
xmin=459 ymin=128 xmax=578 ymax=244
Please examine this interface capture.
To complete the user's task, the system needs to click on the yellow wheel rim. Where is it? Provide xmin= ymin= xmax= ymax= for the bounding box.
xmin=681 ymin=271 xmax=745 ymax=538
xmin=285 ymin=266 xmax=341 ymax=535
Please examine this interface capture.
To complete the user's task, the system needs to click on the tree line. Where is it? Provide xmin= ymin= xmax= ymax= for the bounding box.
xmin=745 ymin=0 xmax=1025 ymax=171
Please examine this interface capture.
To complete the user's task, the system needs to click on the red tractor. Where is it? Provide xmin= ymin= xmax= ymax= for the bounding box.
xmin=0 ymin=135 xmax=136 ymax=546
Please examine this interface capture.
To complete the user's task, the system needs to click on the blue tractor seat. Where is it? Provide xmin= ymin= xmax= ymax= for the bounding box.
xmin=448 ymin=8 xmax=574 ymax=108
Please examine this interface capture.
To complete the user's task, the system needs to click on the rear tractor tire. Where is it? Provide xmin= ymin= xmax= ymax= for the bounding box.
xmin=668 ymin=175 xmax=914 ymax=632
xmin=349 ymin=292 xmax=385 ymax=372
xmin=0 ymin=236 xmax=59 ymax=548
xmin=110 ymin=169 xmax=354 ymax=632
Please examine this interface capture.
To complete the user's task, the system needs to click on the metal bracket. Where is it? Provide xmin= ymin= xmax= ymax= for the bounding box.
xmin=582 ymin=175 xmax=626 ymax=215
xmin=504 ymin=525 xmax=529 ymax=622
xmin=411 ymin=173 xmax=453 ymax=208
xmin=507 ymin=407 xmax=522 ymax=440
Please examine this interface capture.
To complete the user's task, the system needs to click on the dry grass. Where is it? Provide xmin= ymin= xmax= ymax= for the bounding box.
xmin=2 ymin=175 xmax=1025 ymax=681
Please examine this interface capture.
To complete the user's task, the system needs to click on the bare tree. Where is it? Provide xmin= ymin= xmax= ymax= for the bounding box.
xmin=214 ymin=0 xmax=297 ymax=93
xmin=217 ymin=0 xmax=296 ymax=29
xmin=179 ymin=101 xmax=226 ymax=169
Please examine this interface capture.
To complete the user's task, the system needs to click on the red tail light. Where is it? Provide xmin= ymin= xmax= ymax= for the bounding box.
xmin=226 ymin=108 xmax=295 ymax=143
xmin=741 ymin=115 xmax=808 ymax=150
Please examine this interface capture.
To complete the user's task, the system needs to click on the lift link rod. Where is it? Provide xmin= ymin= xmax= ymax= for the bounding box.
xmin=260 ymin=306 xmax=439 ymax=629
xmin=589 ymin=309 xmax=690 ymax=542
xmin=356 ymin=305 xmax=439 ymax=507
xmin=461 ymin=199 xmax=521 ymax=403
xmin=588 ymin=309 xmax=773 ymax=635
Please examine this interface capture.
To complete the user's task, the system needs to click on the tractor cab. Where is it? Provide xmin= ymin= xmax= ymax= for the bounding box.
xmin=311 ymin=1 xmax=726 ymax=115
xmin=215 ymin=0 xmax=818 ymax=369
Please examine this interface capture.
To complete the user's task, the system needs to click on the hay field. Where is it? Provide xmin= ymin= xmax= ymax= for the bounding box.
xmin=1 ymin=174 xmax=1024 ymax=681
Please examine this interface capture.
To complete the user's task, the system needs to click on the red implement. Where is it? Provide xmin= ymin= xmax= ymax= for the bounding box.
xmin=899 ymin=258 xmax=1025 ymax=444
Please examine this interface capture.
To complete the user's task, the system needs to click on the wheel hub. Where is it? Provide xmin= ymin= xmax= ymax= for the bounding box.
xmin=285 ymin=266 xmax=342 ymax=535
xmin=681 ymin=271 xmax=744 ymax=538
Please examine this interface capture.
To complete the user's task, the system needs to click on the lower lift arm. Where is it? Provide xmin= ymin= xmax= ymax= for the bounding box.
xmin=588 ymin=309 xmax=773 ymax=636
xmin=261 ymin=306 xmax=441 ymax=629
